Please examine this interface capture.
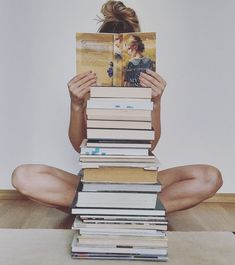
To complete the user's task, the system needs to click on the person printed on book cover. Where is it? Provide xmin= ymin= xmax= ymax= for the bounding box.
xmin=11 ymin=0 xmax=223 ymax=214
xmin=124 ymin=35 xmax=154 ymax=87
xmin=114 ymin=34 xmax=123 ymax=60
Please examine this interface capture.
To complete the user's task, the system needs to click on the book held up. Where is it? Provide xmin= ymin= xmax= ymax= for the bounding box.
xmin=76 ymin=32 xmax=156 ymax=87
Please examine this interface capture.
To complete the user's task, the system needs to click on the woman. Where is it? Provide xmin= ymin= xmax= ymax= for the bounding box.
xmin=124 ymin=34 xmax=154 ymax=87
xmin=11 ymin=0 xmax=222 ymax=213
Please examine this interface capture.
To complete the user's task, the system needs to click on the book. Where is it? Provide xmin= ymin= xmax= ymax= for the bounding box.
xmin=86 ymin=108 xmax=151 ymax=121
xmin=81 ymin=219 xmax=167 ymax=225
xmin=90 ymin=86 xmax=151 ymax=98
xmin=72 ymin=238 xmax=167 ymax=255
xmin=80 ymin=162 xmax=158 ymax=170
xmin=75 ymin=234 xmax=168 ymax=248
xmin=75 ymin=192 xmax=158 ymax=209
xmin=80 ymin=215 xmax=167 ymax=221
xmin=82 ymin=167 xmax=158 ymax=184
xmin=81 ymin=147 xmax=149 ymax=156
xmin=87 ymin=120 xmax=152 ymax=130
xmin=76 ymin=32 xmax=156 ymax=87
xmin=87 ymin=129 xmax=154 ymax=141
xmin=82 ymin=183 xmax=161 ymax=192
xmin=76 ymin=228 xmax=165 ymax=237
xmin=86 ymin=139 xmax=151 ymax=148
xmin=79 ymin=155 xmax=156 ymax=163
xmin=72 ymin=218 xmax=167 ymax=231
xmin=71 ymin=253 xmax=168 ymax=261
xmin=71 ymin=197 xmax=165 ymax=216
xmin=87 ymin=98 xmax=153 ymax=110
xmin=71 ymin=240 xmax=167 ymax=256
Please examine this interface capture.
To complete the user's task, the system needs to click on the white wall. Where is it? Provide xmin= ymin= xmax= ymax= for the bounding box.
xmin=0 ymin=0 xmax=234 ymax=192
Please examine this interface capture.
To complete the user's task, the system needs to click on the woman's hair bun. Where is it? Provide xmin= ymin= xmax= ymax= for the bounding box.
xmin=98 ymin=0 xmax=140 ymax=33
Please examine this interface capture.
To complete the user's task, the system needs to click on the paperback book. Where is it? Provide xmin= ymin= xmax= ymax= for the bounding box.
xmin=76 ymin=32 xmax=156 ymax=87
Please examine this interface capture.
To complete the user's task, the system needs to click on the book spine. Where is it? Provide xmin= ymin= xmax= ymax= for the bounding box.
xmin=113 ymin=34 xmax=123 ymax=86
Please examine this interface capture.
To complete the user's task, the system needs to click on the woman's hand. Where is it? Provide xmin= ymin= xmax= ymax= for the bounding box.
xmin=139 ymin=69 xmax=167 ymax=103
xmin=67 ymin=71 xmax=97 ymax=110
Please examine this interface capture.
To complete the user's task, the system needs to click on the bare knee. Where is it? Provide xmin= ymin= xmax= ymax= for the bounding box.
xmin=199 ymin=165 xmax=223 ymax=198
xmin=11 ymin=164 xmax=42 ymax=196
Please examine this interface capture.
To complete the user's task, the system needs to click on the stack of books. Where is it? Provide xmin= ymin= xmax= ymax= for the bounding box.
xmin=80 ymin=86 xmax=157 ymax=169
xmin=70 ymin=86 xmax=168 ymax=261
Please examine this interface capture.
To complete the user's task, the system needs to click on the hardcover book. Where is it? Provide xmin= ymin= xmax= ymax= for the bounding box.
xmin=82 ymin=167 xmax=158 ymax=184
xmin=76 ymin=32 xmax=156 ymax=87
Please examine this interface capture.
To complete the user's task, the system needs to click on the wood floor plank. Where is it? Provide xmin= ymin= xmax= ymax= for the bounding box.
xmin=0 ymin=200 xmax=234 ymax=231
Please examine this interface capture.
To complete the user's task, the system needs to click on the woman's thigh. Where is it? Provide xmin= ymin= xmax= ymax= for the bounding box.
xmin=157 ymin=164 xmax=218 ymax=189
xmin=12 ymin=164 xmax=81 ymax=207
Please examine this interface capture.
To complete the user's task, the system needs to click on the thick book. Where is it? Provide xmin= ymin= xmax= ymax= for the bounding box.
xmin=76 ymin=32 xmax=156 ymax=87
xmin=87 ymin=108 xmax=152 ymax=121
xmin=87 ymin=120 xmax=152 ymax=130
xmin=80 ymin=142 xmax=149 ymax=156
xmin=71 ymin=197 xmax=165 ymax=216
xmin=87 ymin=128 xmax=154 ymax=141
xmin=90 ymin=86 xmax=151 ymax=99
xmin=87 ymin=98 xmax=153 ymax=110
xmin=72 ymin=238 xmax=167 ymax=256
xmin=82 ymin=167 xmax=158 ymax=184
xmin=71 ymin=239 xmax=167 ymax=256
xmin=75 ymin=192 xmax=158 ymax=209
xmin=75 ymin=233 xmax=168 ymax=248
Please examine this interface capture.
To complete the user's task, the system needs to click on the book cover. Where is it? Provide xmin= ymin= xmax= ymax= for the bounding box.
xmin=76 ymin=32 xmax=156 ymax=87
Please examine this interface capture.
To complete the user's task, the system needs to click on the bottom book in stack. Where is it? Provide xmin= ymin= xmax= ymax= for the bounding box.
xmin=70 ymin=167 xmax=168 ymax=261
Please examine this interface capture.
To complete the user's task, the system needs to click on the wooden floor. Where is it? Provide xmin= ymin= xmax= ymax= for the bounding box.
xmin=0 ymin=200 xmax=234 ymax=231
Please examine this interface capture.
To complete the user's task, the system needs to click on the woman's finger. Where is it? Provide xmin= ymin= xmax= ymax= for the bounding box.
xmin=75 ymin=73 xmax=96 ymax=88
xmin=78 ymin=78 xmax=97 ymax=92
xmin=146 ymin=69 xmax=167 ymax=87
xmin=140 ymin=72 xmax=161 ymax=88
xmin=67 ymin=71 xmax=91 ymax=87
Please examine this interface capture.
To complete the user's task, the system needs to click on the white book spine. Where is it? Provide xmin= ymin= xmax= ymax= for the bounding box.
xmin=87 ymin=129 xmax=154 ymax=140
xmin=87 ymin=99 xmax=153 ymax=110
xmin=90 ymin=87 xmax=152 ymax=99
xmin=87 ymin=120 xmax=152 ymax=130
xmin=76 ymin=192 xmax=157 ymax=209
xmin=81 ymin=147 xmax=148 ymax=156
xmin=87 ymin=109 xmax=152 ymax=121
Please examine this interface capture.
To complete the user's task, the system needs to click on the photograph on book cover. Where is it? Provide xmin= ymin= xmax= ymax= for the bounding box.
xmin=76 ymin=32 xmax=156 ymax=87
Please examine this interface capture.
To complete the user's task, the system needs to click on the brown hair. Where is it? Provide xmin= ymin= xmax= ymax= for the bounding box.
xmin=127 ymin=35 xmax=145 ymax=52
xmin=97 ymin=0 xmax=141 ymax=33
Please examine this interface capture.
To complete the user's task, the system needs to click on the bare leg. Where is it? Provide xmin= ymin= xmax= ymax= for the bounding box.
xmin=158 ymin=164 xmax=223 ymax=213
xmin=11 ymin=164 xmax=80 ymax=210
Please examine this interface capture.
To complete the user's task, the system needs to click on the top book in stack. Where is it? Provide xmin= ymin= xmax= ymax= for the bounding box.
xmin=76 ymin=32 xmax=156 ymax=87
